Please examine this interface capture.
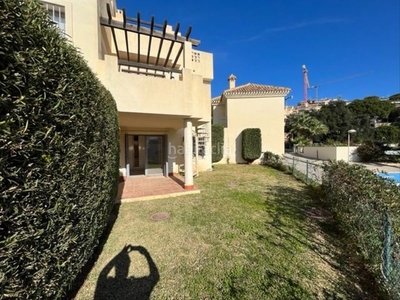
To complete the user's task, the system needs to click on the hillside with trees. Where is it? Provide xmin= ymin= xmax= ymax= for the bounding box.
xmin=286 ymin=94 xmax=400 ymax=148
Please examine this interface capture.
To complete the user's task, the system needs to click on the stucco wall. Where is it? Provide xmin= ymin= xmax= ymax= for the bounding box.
xmin=225 ymin=96 xmax=285 ymax=164
xmin=212 ymin=103 xmax=226 ymax=127
xmin=301 ymin=146 xmax=360 ymax=162
xmin=52 ymin=0 xmax=213 ymax=120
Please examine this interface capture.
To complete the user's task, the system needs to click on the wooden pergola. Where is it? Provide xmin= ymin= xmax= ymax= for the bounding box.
xmin=100 ymin=3 xmax=200 ymax=77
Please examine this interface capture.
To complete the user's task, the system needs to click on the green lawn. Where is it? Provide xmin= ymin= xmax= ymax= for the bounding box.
xmin=75 ymin=164 xmax=382 ymax=299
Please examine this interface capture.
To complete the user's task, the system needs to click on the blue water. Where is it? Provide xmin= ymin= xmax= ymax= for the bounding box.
xmin=378 ymin=172 xmax=400 ymax=184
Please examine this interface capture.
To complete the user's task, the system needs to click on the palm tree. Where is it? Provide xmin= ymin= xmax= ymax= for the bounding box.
xmin=286 ymin=112 xmax=328 ymax=149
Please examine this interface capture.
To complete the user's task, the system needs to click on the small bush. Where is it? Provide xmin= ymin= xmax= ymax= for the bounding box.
xmin=357 ymin=142 xmax=400 ymax=163
xmin=356 ymin=142 xmax=384 ymax=162
xmin=242 ymin=128 xmax=261 ymax=163
xmin=260 ymin=151 xmax=289 ymax=172
xmin=0 ymin=1 xmax=119 ymax=299
xmin=212 ymin=124 xmax=224 ymax=163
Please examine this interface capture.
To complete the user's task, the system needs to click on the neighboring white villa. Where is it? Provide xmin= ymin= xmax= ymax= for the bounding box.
xmin=212 ymin=75 xmax=291 ymax=163
xmin=42 ymin=0 xmax=214 ymax=189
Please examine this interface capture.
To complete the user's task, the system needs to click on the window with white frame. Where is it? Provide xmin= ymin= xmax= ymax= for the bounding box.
xmin=42 ymin=2 xmax=66 ymax=34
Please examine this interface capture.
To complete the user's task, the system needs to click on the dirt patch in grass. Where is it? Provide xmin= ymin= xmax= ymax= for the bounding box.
xmin=74 ymin=165 xmax=384 ymax=299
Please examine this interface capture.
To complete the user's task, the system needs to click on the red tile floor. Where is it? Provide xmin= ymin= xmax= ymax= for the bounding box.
xmin=116 ymin=175 xmax=199 ymax=202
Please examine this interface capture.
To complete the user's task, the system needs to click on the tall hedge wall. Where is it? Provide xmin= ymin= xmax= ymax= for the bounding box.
xmin=0 ymin=1 xmax=119 ymax=299
xmin=322 ymin=162 xmax=400 ymax=298
xmin=242 ymin=128 xmax=261 ymax=163
xmin=212 ymin=124 xmax=224 ymax=163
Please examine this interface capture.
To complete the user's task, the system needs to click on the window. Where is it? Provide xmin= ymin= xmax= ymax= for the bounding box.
xmin=42 ymin=2 xmax=66 ymax=34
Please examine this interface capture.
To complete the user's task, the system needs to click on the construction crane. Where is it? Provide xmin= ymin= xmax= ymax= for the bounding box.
xmin=302 ymin=65 xmax=309 ymax=103
xmin=302 ymin=65 xmax=374 ymax=101
xmin=309 ymin=71 xmax=374 ymax=101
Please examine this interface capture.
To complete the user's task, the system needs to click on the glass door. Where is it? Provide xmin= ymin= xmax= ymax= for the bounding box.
xmin=125 ymin=134 xmax=146 ymax=176
xmin=145 ymin=136 xmax=165 ymax=176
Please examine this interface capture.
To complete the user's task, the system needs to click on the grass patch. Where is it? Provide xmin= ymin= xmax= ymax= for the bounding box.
xmin=75 ymin=165 xmax=383 ymax=299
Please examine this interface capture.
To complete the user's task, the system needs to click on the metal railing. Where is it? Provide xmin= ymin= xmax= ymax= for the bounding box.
xmin=282 ymin=154 xmax=324 ymax=184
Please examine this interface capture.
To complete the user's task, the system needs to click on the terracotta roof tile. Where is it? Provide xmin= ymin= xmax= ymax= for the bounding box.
xmin=223 ymin=83 xmax=290 ymax=97
xmin=211 ymin=95 xmax=222 ymax=105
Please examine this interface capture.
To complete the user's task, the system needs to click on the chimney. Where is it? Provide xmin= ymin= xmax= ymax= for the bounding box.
xmin=228 ymin=74 xmax=236 ymax=89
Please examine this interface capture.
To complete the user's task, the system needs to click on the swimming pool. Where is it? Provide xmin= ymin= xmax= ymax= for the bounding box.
xmin=378 ymin=172 xmax=400 ymax=184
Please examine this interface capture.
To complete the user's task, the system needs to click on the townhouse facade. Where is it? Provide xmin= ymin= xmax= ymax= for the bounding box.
xmin=42 ymin=0 xmax=214 ymax=189
xmin=212 ymin=75 xmax=290 ymax=163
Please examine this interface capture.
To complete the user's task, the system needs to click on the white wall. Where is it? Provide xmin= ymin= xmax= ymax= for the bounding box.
xmin=301 ymin=146 xmax=360 ymax=162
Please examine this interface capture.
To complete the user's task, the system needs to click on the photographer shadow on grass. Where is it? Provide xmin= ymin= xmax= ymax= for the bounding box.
xmin=94 ymin=245 xmax=159 ymax=300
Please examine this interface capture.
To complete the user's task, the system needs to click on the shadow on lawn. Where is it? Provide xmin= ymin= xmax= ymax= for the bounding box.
xmin=261 ymin=184 xmax=386 ymax=299
xmin=94 ymin=245 xmax=159 ymax=300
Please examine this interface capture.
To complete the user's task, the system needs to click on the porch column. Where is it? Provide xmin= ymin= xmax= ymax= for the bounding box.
xmin=184 ymin=118 xmax=194 ymax=190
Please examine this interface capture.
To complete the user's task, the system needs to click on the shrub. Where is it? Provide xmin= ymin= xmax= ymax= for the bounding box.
xmin=0 ymin=1 xmax=119 ymax=299
xmin=242 ymin=128 xmax=261 ymax=163
xmin=321 ymin=161 xmax=400 ymax=298
xmin=212 ymin=124 xmax=224 ymax=163
xmin=357 ymin=142 xmax=400 ymax=163
xmin=260 ymin=151 xmax=289 ymax=172
xmin=356 ymin=141 xmax=384 ymax=162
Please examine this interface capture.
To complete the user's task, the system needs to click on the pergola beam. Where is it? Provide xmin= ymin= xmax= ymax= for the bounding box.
xmin=122 ymin=9 xmax=130 ymax=61
xmin=172 ymin=26 xmax=192 ymax=69
xmin=146 ymin=16 xmax=154 ymax=64
xmin=155 ymin=20 xmax=167 ymax=66
xmin=100 ymin=17 xmax=200 ymax=46
xmin=101 ymin=3 xmax=200 ymax=76
xmin=163 ymin=22 xmax=179 ymax=67
xmin=137 ymin=12 xmax=141 ymax=63
xmin=106 ymin=4 xmax=119 ymax=60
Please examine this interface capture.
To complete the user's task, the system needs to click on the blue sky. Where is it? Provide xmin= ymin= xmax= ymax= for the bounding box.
xmin=116 ymin=0 xmax=400 ymax=106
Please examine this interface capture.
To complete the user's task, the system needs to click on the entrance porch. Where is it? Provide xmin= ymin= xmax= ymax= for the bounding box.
xmin=118 ymin=112 xmax=211 ymax=190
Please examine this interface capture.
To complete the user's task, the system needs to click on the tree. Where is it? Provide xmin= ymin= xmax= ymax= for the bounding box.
xmin=374 ymin=125 xmax=400 ymax=144
xmin=312 ymin=101 xmax=355 ymax=142
xmin=285 ymin=112 xmax=328 ymax=146
xmin=348 ymin=96 xmax=396 ymax=121
xmin=352 ymin=114 xmax=375 ymax=143
xmin=389 ymin=93 xmax=400 ymax=102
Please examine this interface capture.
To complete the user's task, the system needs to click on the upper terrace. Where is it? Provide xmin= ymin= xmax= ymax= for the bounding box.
xmin=100 ymin=2 xmax=212 ymax=81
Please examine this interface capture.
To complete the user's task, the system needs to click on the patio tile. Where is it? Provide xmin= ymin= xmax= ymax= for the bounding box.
xmin=116 ymin=175 xmax=199 ymax=202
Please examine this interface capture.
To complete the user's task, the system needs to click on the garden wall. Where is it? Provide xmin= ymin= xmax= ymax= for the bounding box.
xmin=300 ymin=146 xmax=360 ymax=162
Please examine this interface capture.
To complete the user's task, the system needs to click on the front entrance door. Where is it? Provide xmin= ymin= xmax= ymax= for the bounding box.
xmin=125 ymin=134 xmax=165 ymax=177
xmin=145 ymin=136 xmax=165 ymax=176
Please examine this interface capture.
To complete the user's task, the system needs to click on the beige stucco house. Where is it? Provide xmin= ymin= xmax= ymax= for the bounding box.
xmin=42 ymin=0 xmax=213 ymax=189
xmin=212 ymin=75 xmax=290 ymax=164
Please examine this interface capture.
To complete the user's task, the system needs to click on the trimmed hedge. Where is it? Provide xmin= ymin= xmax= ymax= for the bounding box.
xmin=0 ymin=1 xmax=119 ymax=299
xmin=212 ymin=124 xmax=224 ymax=163
xmin=242 ymin=128 xmax=261 ymax=163
xmin=322 ymin=161 xmax=400 ymax=298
